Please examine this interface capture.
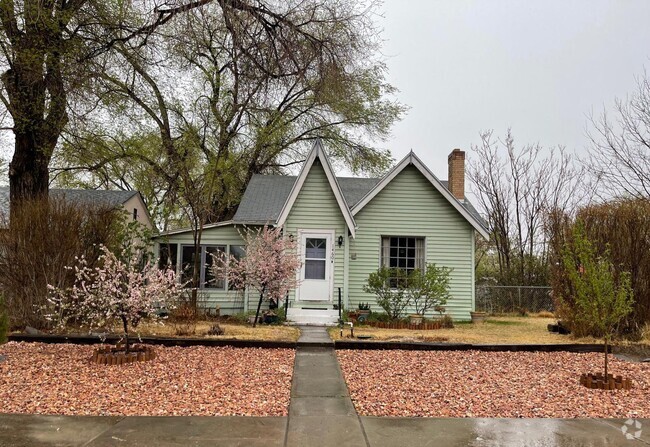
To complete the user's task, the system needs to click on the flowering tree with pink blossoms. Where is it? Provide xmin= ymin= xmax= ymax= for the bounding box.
xmin=48 ymin=245 xmax=181 ymax=352
xmin=220 ymin=226 xmax=301 ymax=327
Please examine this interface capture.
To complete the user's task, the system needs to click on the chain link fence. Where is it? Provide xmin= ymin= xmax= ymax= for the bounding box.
xmin=476 ymin=285 xmax=554 ymax=314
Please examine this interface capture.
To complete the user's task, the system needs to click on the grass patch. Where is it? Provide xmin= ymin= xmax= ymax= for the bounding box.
xmin=137 ymin=321 xmax=300 ymax=342
xmin=485 ymin=319 xmax=525 ymax=326
xmin=45 ymin=320 xmax=301 ymax=342
xmin=329 ymin=316 xmax=602 ymax=345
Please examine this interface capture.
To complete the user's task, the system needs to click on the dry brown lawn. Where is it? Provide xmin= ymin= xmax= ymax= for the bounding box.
xmin=135 ymin=321 xmax=300 ymax=342
xmin=43 ymin=320 xmax=301 ymax=342
xmin=329 ymin=316 xmax=602 ymax=345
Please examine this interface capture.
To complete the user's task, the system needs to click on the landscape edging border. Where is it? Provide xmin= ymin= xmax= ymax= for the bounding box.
xmin=334 ymin=340 xmax=610 ymax=353
xmin=8 ymin=333 xmax=297 ymax=349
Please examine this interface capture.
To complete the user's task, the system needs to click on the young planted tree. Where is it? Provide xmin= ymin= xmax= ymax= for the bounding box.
xmin=407 ymin=264 xmax=453 ymax=316
xmin=48 ymin=245 xmax=181 ymax=353
xmin=221 ymin=226 xmax=301 ymax=328
xmin=560 ymin=224 xmax=634 ymax=379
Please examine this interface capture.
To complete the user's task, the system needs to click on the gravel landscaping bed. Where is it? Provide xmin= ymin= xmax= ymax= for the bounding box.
xmin=337 ymin=350 xmax=650 ymax=418
xmin=0 ymin=342 xmax=294 ymax=417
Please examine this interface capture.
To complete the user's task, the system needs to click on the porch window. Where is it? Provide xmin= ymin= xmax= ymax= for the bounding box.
xmin=380 ymin=236 xmax=425 ymax=276
xmin=158 ymin=243 xmax=177 ymax=271
xmin=204 ymin=246 xmax=226 ymax=289
xmin=228 ymin=245 xmax=246 ymax=290
xmin=180 ymin=245 xmax=226 ymax=290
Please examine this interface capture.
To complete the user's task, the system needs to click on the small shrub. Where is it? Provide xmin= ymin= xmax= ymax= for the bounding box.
xmin=363 ymin=267 xmax=410 ymax=320
xmin=358 ymin=302 xmax=370 ymax=311
xmin=207 ymin=324 xmax=225 ymax=336
xmin=438 ymin=314 xmax=454 ymax=329
xmin=171 ymin=302 xmax=198 ymax=336
xmin=366 ymin=312 xmax=391 ymax=323
xmin=229 ymin=311 xmax=255 ymax=324
xmin=407 ymin=264 xmax=452 ymax=316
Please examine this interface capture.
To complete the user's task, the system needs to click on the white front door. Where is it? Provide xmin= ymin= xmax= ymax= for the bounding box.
xmin=296 ymin=230 xmax=334 ymax=301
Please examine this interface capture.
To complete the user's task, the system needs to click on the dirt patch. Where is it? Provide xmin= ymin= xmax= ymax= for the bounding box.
xmin=0 ymin=342 xmax=294 ymax=416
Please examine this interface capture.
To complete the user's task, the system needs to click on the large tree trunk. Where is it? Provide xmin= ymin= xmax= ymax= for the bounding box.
xmin=1 ymin=7 xmax=68 ymax=220
xmin=9 ymin=132 xmax=51 ymax=216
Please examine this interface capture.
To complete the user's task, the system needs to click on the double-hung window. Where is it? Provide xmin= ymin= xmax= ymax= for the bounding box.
xmin=380 ymin=236 xmax=425 ymax=276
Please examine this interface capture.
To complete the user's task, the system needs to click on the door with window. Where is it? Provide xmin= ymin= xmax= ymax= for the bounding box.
xmin=297 ymin=230 xmax=334 ymax=301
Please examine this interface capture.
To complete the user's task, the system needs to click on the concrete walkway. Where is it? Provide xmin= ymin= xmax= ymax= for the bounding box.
xmin=296 ymin=324 xmax=334 ymax=347
xmin=2 ymin=326 xmax=650 ymax=446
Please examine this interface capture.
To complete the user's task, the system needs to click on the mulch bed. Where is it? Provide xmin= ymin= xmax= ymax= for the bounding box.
xmin=337 ymin=350 xmax=650 ymax=418
xmin=0 ymin=342 xmax=294 ymax=416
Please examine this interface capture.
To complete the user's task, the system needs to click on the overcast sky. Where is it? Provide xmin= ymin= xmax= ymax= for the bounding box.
xmin=377 ymin=0 xmax=650 ymax=180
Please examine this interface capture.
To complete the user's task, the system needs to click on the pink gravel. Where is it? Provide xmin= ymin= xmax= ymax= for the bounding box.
xmin=0 ymin=342 xmax=294 ymax=416
xmin=337 ymin=350 xmax=650 ymax=418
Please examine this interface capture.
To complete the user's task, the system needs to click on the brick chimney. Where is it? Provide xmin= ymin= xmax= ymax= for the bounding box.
xmin=447 ymin=148 xmax=465 ymax=201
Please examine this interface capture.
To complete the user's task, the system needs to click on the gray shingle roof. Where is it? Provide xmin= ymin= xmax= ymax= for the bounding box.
xmin=232 ymin=174 xmax=485 ymax=226
xmin=232 ymin=175 xmax=296 ymax=224
xmin=0 ymin=187 xmax=138 ymax=217
xmin=337 ymin=177 xmax=382 ymax=208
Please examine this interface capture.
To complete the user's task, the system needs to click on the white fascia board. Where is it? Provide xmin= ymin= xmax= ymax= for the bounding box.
xmin=351 ymin=151 xmax=490 ymax=240
xmin=275 ymin=140 xmax=357 ymax=238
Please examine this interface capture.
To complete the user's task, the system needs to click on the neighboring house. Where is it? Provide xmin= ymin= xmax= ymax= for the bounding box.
xmin=0 ymin=188 xmax=153 ymax=229
xmin=153 ymin=141 xmax=488 ymax=324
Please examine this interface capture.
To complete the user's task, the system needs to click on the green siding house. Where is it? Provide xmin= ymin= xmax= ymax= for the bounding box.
xmin=153 ymin=141 xmax=488 ymax=324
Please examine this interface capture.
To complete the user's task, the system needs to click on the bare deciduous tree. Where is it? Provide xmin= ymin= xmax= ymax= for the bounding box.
xmin=587 ymin=72 xmax=650 ymax=199
xmin=468 ymin=129 xmax=585 ymax=286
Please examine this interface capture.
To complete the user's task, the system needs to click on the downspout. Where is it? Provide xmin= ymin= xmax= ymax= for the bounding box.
xmin=343 ymin=226 xmax=351 ymax=310
xmin=471 ymin=230 xmax=476 ymax=316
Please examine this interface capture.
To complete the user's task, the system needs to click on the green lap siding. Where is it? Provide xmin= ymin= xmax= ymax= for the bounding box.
xmin=284 ymin=160 xmax=347 ymax=306
xmin=349 ymin=165 xmax=475 ymax=320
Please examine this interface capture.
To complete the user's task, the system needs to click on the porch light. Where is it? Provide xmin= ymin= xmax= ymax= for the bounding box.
xmin=338 ymin=235 xmax=344 ymax=247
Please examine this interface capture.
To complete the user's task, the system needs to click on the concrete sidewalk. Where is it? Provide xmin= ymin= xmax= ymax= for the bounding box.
xmin=2 ymin=414 xmax=648 ymax=446
xmin=1 ymin=326 xmax=649 ymax=446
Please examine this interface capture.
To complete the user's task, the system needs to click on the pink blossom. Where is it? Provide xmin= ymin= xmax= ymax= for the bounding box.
xmin=48 ymin=245 xmax=181 ymax=350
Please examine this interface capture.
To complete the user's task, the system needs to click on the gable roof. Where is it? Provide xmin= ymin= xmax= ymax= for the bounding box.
xmin=0 ymin=187 xmax=139 ymax=218
xmin=274 ymin=140 xmax=358 ymax=237
xmin=232 ymin=175 xmax=381 ymax=225
xmin=351 ymin=151 xmax=490 ymax=239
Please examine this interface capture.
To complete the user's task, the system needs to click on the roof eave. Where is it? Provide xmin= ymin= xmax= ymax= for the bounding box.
xmin=351 ymin=152 xmax=490 ymax=240
xmin=275 ymin=140 xmax=357 ymax=238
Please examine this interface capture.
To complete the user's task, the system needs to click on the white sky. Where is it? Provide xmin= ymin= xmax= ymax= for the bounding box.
xmin=377 ymin=0 xmax=650 ymax=180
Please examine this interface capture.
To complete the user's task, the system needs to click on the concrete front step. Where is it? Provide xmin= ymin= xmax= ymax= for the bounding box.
xmin=287 ymin=308 xmax=340 ymax=325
